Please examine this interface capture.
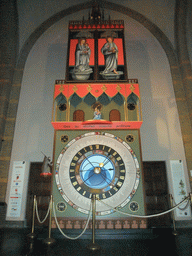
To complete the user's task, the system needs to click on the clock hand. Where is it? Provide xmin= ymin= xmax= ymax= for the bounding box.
xmin=103 ymin=159 xmax=112 ymax=167
xmin=100 ymin=172 xmax=112 ymax=186
xmin=83 ymin=172 xmax=95 ymax=183
xmin=83 ymin=154 xmax=95 ymax=169
xmin=79 ymin=169 xmax=90 ymax=173
xmin=103 ymin=153 xmax=110 ymax=165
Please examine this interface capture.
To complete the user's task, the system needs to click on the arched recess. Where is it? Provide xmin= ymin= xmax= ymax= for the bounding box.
xmin=175 ymin=0 xmax=192 ymax=127
xmin=7 ymin=0 xmax=192 ymax=184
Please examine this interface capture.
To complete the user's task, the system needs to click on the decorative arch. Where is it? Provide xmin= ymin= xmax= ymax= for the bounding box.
xmin=9 ymin=0 xmax=192 ymax=180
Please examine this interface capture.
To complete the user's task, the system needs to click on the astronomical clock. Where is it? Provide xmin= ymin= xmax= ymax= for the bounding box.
xmin=51 ymin=5 xmax=147 ymax=231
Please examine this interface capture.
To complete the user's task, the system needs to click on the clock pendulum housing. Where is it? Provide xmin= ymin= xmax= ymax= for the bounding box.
xmin=51 ymin=7 xmax=147 ymax=230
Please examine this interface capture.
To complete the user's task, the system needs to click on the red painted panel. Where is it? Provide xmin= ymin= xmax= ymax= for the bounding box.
xmin=51 ymin=121 xmax=143 ymax=130
xmin=54 ymin=83 xmax=140 ymax=99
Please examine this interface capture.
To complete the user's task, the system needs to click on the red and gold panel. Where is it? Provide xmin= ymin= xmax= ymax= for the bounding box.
xmin=54 ymin=83 xmax=140 ymax=99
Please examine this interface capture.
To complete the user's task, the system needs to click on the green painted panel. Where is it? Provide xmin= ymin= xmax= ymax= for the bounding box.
xmin=52 ymin=129 xmax=145 ymax=219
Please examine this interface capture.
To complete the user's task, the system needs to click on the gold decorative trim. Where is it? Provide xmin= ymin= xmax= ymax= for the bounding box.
xmin=130 ymin=84 xmax=135 ymax=92
xmin=87 ymin=84 xmax=92 ymax=92
xmin=116 ymin=84 xmax=121 ymax=92
xmin=59 ymin=85 xmax=64 ymax=93
xmin=72 ymin=85 xmax=78 ymax=93
xmin=51 ymin=218 xmax=147 ymax=229
xmin=102 ymin=84 xmax=107 ymax=92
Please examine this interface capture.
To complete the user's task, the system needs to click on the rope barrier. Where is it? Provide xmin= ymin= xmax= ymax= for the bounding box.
xmin=97 ymin=195 xmax=190 ymax=219
xmin=52 ymin=201 xmax=92 ymax=240
xmin=35 ymin=197 xmax=51 ymax=224
xmin=172 ymin=197 xmax=190 ymax=211
xmin=31 ymin=193 xmax=191 ymax=241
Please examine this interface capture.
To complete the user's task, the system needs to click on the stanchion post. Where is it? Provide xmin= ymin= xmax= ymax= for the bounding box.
xmin=87 ymin=194 xmax=101 ymax=251
xmin=43 ymin=195 xmax=56 ymax=245
xmin=27 ymin=195 xmax=37 ymax=239
xmin=170 ymin=194 xmax=179 ymax=236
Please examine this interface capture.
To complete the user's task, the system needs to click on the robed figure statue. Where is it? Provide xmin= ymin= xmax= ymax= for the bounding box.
xmin=71 ymin=38 xmax=93 ymax=80
xmin=101 ymin=37 xmax=118 ymax=74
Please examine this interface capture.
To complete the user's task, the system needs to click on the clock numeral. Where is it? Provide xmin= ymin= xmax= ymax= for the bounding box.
xmin=120 ymin=176 xmax=125 ymax=180
xmin=108 ymin=191 xmax=112 ymax=196
xmin=89 ymin=145 xmax=93 ymax=150
xmin=82 ymin=191 xmax=86 ymax=196
xmin=120 ymin=169 xmax=125 ymax=173
xmin=102 ymin=145 xmax=105 ymax=150
xmin=113 ymin=151 xmax=117 ymax=156
xmin=83 ymin=147 xmax=87 ymax=153
xmin=71 ymin=162 xmax=76 ymax=166
xmin=116 ymin=156 xmax=122 ymax=161
xmin=89 ymin=193 xmax=92 ymax=199
xmin=70 ymin=169 xmax=75 ymax=173
xmin=102 ymin=193 xmax=106 ymax=199
xmin=78 ymin=151 xmax=82 ymax=156
xmin=70 ymin=176 xmax=75 ymax=179
xmin=96 ymin=194 xmax=100 ymax=199
xmin=117 ymin=181 xmax=123 ymax=187
xmin=77 ymin=186 xmax=81 ymax=192
xmin=73 ymin=181 xmax=78 ymax=186
xmin=96 ymin=145 xmax=99 ymax=149
xmin=108 ymin=148 xmax=112 ymax=153
xmin=113 ymin=187 xmax=118 ymax=192
xmin=73 ymin=156 xmax=78 ymax=161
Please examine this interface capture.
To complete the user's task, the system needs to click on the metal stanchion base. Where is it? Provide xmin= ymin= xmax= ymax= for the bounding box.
xmin=172 ymin=230 xmax=179 ymax=236
xmin=27 ymin=232 xmax=36 ymax=239
xmin=43 ymin=237 xmax=56 ymax=245
xmin=87 ymin=242 xmax=101 ymax=251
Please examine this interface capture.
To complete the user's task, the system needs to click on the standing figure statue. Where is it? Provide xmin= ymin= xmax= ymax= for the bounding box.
xmin=71 ymin=38 xmax=93 ymax=80
xmin=101 ymin=36 xmax=118 ymax=74
xmin=74 ymin=38 xmax=92 ymax=73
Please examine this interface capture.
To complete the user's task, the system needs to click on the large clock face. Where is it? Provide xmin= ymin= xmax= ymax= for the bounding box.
xmin=55 ymin=132 xmax=140 ymax=215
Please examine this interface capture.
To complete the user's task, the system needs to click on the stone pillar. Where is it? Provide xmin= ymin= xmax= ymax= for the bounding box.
xmin=0 ymin=0 xmax=18 ymax=202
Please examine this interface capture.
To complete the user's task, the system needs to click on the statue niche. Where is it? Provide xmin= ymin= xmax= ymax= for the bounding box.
xmin=71 ymin=38 xmax=93 ymax=81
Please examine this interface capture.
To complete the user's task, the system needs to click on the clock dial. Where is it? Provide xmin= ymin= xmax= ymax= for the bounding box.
xmin=129 ymin=201 xmax=139 ymax=212
xmin=57 ymin=202 xmax=67 ymax=212
xmin=55 ymin=132 xmax=140 ymax=215
xmin=69 ymin=144 xmax=126 ymax=199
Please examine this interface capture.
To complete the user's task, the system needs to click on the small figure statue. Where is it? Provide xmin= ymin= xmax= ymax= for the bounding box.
xmin=101 ymin=36 xmax=118 ymax=74
xmin=40 ymin=152 xmax=53 ymax=176
xmin=92 ymin=102 xmax=102 ymax=120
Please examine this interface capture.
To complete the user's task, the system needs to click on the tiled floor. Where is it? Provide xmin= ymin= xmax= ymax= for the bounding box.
xmin=0 ymin=228 xmax=191 ymax=256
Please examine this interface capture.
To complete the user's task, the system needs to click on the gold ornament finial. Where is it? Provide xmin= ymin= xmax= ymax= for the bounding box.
xmin=102 ymin=84 xmax=107 ymax=92
xmin=72 ymin=85 xmax=78 ymax=93
xmin=116 ymin=84 xmax=121 ymax=92
xmin=59 ymin=85 xmax=64 ymax=92
xmin=87 ymin=84 xmax=93 ymax=92
xmin=130 ymin=84 xmax=135 ymax=92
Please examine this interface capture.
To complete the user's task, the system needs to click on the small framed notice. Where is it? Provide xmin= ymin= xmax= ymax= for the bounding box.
xmin=6 ymin=161 xmax=26 ymax=218
xmin=170 ymin=160 xmax=191 ymax=219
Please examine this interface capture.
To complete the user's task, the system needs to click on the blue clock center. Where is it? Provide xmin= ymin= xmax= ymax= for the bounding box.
xmin=80 ymin=154 xmax=115 ymax=189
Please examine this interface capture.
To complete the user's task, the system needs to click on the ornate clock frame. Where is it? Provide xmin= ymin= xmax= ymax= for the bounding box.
xmin=51 ymin=7 xmax=147 ymax=231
